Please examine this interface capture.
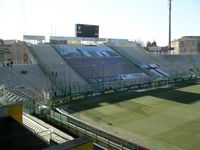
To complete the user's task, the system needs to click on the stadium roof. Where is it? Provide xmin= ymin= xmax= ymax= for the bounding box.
xmin=0 ymin=104 xmax=49 ymax=149
xmin=0 ymin=117 xmax=49 ymax=149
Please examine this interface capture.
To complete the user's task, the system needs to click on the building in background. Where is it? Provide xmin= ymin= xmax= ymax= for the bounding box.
xmin=9 ymin=41 xmax=31 ymax=64
xmin=171 ymin=36 xmax=200 ymax=54
xmin=1 ymin=40 xmax=31 ymax=64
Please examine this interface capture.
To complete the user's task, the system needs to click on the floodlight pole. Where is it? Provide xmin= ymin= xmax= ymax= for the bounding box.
xmin=69 ymin=47 xmax=72 ymax=102
xmin=169 ymin=0 xmax=172 ymax=49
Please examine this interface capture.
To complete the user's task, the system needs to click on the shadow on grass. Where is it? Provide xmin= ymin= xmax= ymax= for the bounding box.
xmin=66 ymin=81 xmax=200 ymax=112
xmin=151 ymin=89 xmax=200 ymax=104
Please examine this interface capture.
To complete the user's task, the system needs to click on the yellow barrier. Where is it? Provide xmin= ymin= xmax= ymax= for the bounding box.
xmin=8 ymin=104 xmax=23 ymax=124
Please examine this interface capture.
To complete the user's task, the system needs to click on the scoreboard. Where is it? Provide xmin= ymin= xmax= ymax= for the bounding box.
xmin=76 ymin=24 xmax=99 ymax=38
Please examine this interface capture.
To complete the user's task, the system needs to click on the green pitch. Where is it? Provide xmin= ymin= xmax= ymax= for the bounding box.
xmin=64 ymin=81 xmax=200 ymax=150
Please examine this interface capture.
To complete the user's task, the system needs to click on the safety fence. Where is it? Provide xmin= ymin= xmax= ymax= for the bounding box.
xmin=65 ymin=74 xmax=200 ymax=103
xmin=21 ymin=101 xmax=152 ymax=149
xmin=49 ymin=109 xmax=152 ymax=150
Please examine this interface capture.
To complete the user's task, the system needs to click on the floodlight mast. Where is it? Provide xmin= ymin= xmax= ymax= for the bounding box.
xmin=169 ymin=0 xmax=172 ymax=49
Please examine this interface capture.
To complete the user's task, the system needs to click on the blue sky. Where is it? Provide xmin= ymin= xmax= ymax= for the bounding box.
xmin=0 ymin=0 xmax=199 ymax=46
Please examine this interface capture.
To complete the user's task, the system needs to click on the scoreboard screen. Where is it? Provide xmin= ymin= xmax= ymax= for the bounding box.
xmin=76 ymin=24 xmax=99 ymax=38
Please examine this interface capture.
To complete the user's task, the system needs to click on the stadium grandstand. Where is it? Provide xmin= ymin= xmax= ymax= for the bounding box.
xmin=1 ymin=33 xmax=200 ymax=103
xmin=0 ymin=31 xmax=200 ymax=150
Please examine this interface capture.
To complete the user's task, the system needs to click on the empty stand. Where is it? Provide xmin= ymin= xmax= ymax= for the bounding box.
xmin=0 ymin=66 xmax=43 ymax=102
xmin=30 ymin=44 xmax=89 ymax=94
xmin=54 ymin=44 xmax=148 ymax=84
xmin=155 ymin=54 xmax=200 ymax=75
xmin=13 ymin=64 xmax=52 ymax=92
xmin=110 ymin=43 xmax=200 ymax=76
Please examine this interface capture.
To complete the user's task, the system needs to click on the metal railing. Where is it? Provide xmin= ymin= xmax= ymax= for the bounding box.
xmin=49 ymin=110 xmax=152 ymax=150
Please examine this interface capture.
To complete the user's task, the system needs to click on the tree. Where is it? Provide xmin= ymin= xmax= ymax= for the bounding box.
xmin=151 ymin=40 xmax=157 ymax=47
xmin=146 ymin=41 xmax=152 ymax=48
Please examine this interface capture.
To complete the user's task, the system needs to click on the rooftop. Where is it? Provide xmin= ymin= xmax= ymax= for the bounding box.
xmin=0 ymin=116 xmax=49 ymax=150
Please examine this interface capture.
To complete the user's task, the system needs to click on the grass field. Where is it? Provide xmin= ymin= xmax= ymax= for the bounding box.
xmin=62 ymin=81 xmax=200 ymax=150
